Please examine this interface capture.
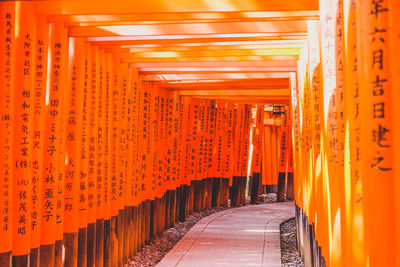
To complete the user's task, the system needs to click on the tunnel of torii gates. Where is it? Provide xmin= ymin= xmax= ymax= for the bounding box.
xmin=0 ymin=0 xmax=400 ymax=267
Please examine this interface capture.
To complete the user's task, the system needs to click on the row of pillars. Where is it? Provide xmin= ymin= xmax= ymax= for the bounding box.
xmin=293 ymin=0 xmax=400 ymax=266
xmin=0 ymin=2 xmax=295 ymax=266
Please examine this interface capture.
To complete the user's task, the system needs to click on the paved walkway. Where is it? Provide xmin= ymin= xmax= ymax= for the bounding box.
xmin=156 ymin=202 xmax=295 ymax=267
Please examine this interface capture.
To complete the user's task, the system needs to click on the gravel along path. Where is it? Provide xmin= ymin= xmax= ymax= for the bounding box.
xmin=280 ymin=218 xmax=305 ymax=267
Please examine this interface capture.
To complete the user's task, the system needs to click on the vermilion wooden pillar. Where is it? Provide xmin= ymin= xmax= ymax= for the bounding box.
xmin=211 ymin=101 xmax=224 ymax=208
xmin=0 ymin=2 xmax=14 ymax=266
xmin=110 ymin=57 xmax=120 ymax=267
xmin=178 ymin=97 xmax=190 ymax=220
xmin=103 ymin=54 xmax=114 ymax=267
xmin=240 ymin=105 xmax=251 ymax=205
xmin=12 ymin=3 xmax=35 ymax=265
xmin=55 ymin=26 xmax=68 ymax=266
xmin=73 ymin=42 xmax=89 ymax=267
xmin=40 ymin=22 xmax=68 ymax=267
xmin=277 ymin=107 xmax=289 ymax=202
xmin=93 ymin=49 xmax=106 ymax=267
xmin=343 ymin=0 xmax=365 ymax=265
xmin=30 ymin=14 xmax=49 ymax=267
xmin=231 ymin=104 xmax=243 ymax=207
xmin=87 ymin=44 xmax=100 ymax=267
xmin=358 ymin=0 xmax=395 ymax=266
xmin=251 ymin=106 xmax=264 ymax=204
xmin=319 ymin=0 xmax=341 ymax=263
xmin=206 ymin=101 xmax=216 ymax=209
xmin=63 ymin=37 xmax=85 ymax=267
xmin=390 ymin=0 xmax=400 ymax=266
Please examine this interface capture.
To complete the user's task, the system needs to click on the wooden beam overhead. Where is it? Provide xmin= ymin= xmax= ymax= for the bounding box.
xmin=88 ymin=35 xmax=307 ymax=47
xmin=142 ymin=72 xmax=291 ymax=81
xmin=176 ymin=89 xmax=290 ymax=96
xmin=47 ymin=11 xmax=318 ymax=24
xmin=139 ymin=67 xmax=298 ymax=74
xmin=212 ymin=99 xmax=290 ymax=105
xmin=129 ymin=60 xmax=298 ymax=68
xmin=157 ymin=78 xmax=289 ymax=89
xmin=67 ymin=17 xmax=316 ymax=27
xmin=120 ymin=55 xmax=299 ymax=63
xmin=69 ymin=20 xmax=308 ymax=37
xmin=113 ymin=48 xmax=301 ymax=59
xmin=189 ymin=96 xmax=290 ymax=105
xmin=34 ymin=0 xmax=319 ymax=15
xmin=104 ymin=43 xmax=305 ymax=54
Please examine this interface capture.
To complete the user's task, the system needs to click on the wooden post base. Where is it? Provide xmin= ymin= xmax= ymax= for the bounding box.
xmin=63 ymin=233 xmax=78 ymax=267
xmin=250 ymin=173 xmax=261 ymax=204
xmin=277 ymin=172 xmax=286 ymax=202
xmin=40 ymin=244 xmax=55 ymax=267
xmin=117 ymin=209 xmax=124 ymax=267
xmin=205 ymin=178 xmax=213 ymax=209
xmin=12 ymin=255 xmax=29 ymax=267
xmin=144 ymin=200 xmax=151 ymax=245
xmin=193 ymin=180 xmax=201 ymax=213
xmin=123 ymin=206 xmax=130 ymax=264
xmin=150 ymin=199 xmax=156 ymax=239
xmin=231 ymin=176 xmax=239 ymax=207
xmin=239 ymin=176 xmax=247 ymax=205
xmin=87 ymin=222 xmax=96 ymax=267
xmin=54 ymin=239 xmax=63 ymax=267
xmin=77 ymin=228 xmax=87 ymax=267
xmin=179 ymin=185 xmax=187 ymax=222
xmin=129 ymin=206 xmax=134 ymax=260
xmin=131 ymin=206 xmax=137 ymax=256
xmin=200 ymin=179 xmax=206 ymax=211
xmin=220 ymin=178 xmax=230 ymax=207
xmin=211 ymin=178 xmax=221 ymax=208
xmin=175 ymin=187 xmax=181 ymax=223
xmin=103 ymin=219 xmax=111 ymax=267
xmin=95 ymin=219 xmax=104 ymax=267
xmin=169 ymin=190 xmax=176 ymax=227
xmin=286 ymin=173 xmax=294 ymax=200
xmin=0 ymin=252 xmax=11 ymax=267
xmin=110 ymin=215 xmax=118 ymax=267
xmin=12 ymin=254 xmax=29 ymax=267
xmin=30 ymin=247 xmax=40 ymax=267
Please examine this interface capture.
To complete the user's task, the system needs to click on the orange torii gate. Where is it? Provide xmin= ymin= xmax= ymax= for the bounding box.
xmin=0 ymin=0 xmax=399 ymax=267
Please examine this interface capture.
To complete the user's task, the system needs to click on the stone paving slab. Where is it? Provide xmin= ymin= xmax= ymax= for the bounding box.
xmin=156 ymin=202 xmax=295 ymax=267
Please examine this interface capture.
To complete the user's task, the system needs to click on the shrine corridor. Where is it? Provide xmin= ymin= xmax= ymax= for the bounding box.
xmin=0 ymin=0 xmax=399 ymax=267
xmin=157 ymin=202 xmax=294 ymax=267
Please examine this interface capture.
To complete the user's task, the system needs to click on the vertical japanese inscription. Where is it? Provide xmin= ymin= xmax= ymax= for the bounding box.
xmin=64 ymin=38 xmax=86 ymax=233
xmin=77 ymin=43 xmax=90 ymax=228
xmin=31 ymin=17 xmax=48 ymax=247
xmin=13 ymin=8 xmax=34 ymax=254
xmin=95 ymin=50 xmax=104 ymax=221
xmin=110 ymin=61 xmax=119 ymax=213
xmin=41 ymin=23 xmax=65 ymax=246
xmin=367 ymin=0 xmax=392 ymax=172
xmin=103 ymin=54 xmax=111 ymax=218
xmin=87 ymin=47 xmax=98 ymax=224
xmin=0 ymin=3 xmax=14 ymax=253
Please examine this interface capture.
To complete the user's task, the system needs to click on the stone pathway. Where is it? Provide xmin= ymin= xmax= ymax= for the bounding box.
xmin=156 ymin=202 xmax=295 ymax=267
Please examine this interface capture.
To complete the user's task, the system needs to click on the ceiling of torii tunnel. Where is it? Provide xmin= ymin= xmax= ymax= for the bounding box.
xmin=32 ymin=0 xmax=319 ymax=105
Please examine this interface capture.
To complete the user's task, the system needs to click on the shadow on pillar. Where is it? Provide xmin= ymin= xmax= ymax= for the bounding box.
xmin=296 ymin=204 xmax=326 ymax=267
